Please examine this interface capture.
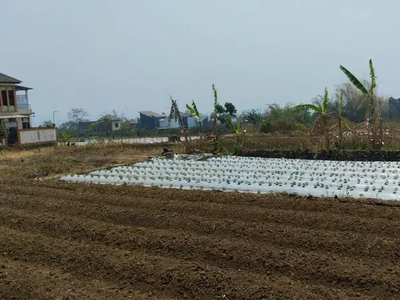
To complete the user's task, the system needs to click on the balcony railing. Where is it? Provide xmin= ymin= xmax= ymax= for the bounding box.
xmin=17 ymin=95 xmax=31 ymax=110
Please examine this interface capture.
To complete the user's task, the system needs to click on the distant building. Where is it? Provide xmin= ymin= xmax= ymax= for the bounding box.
xmin=0 ymin=72 xmax=56 ymax=147
xmin=138 ymin=111 xmax=164 ymax=130
xmin=138 ymin=110 xmax=210 ymax=131
xmin=78 ymin=115 xmax=123 ymax=134
xmin=100 ymin=115 xmax=123 ymax=132
xmin=130 ymin=118 xmax=139 ymax=130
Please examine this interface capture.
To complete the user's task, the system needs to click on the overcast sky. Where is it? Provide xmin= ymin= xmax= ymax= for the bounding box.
xmin=1 ymin=0 xmax=399 ymax=125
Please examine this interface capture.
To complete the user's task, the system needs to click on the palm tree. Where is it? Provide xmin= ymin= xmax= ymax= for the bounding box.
xmin=169 ymin=96 xmax=190 ymax=152
xmin=294 ymin=87 xmax=331 ymax=149
xmin=339 ymin=59 xmax=379 ymax=149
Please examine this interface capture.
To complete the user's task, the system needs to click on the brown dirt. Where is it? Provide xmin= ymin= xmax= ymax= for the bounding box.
xmin=2 ymin=183 xmax=400 ymax=299
xmin=2 ymin=146 xmax=400 ymax=299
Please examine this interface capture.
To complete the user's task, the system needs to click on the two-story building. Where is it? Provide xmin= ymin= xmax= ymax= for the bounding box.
xmin=0 ymin=73 xmax=56 ymax=147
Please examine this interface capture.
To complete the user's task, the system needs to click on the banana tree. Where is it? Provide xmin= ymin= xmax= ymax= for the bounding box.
xmin=169 ymin=96 xmax=191 ymax=153
xmin=211 ymin=84 xmax=220 ymax=152
xmin=186 ymin=100 xmax=203 ymax=142
xmin=226 ymin=117 xmax=241 ymax=140
xmin=186 ymin=100 xmax=200 ymax=122
xmin=339 ymin=59 xmax=379 ymax=149
xmin=294 ymin=87 xmax=331 ymax=149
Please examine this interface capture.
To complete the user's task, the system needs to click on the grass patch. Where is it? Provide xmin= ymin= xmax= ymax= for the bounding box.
xmin=0 ymin=142 xmax=181 ymax=183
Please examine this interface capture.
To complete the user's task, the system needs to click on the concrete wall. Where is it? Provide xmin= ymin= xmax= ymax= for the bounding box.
xmin=19 ymin=127 xmax=57 ymax=145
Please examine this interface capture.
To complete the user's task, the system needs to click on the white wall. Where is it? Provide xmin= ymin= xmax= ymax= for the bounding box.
xmin=19 ymin=127 xmax=57 ymax=145
xmin=187 ymin=116 xmax=198 ymax=128
xmin=112 ymin=121 xmax=122 ymax=131
xmin=159 ymin=118 xmax=180 ymax=129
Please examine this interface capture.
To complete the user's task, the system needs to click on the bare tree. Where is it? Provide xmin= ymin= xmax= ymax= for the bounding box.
xmin=67 ymin=107 xmax=89 ymax=124
xmin=169 ymin=96 xmax=191 ymax=153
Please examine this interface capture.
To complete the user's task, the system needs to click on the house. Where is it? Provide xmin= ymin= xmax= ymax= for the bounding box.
xmin=138 ymin=111 xmax=165 ymax=130
xmin=130 ymin=118 xmax=139 ymax=130
xmin=0 ymin=73 xmax=56 ymax=147
xmin=138 ymin=110 xmax=211 ymax=131
xmin=100 ymin=115 xmax=123 ymax=132
xmin=187 ymin=115 xmax=211 ymax=128
xmin=78 ymin=115 xmax=123 ymax=135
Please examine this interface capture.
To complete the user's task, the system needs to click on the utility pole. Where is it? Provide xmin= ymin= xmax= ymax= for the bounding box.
xmin=53 ymin=111 xmax=58 ymax=126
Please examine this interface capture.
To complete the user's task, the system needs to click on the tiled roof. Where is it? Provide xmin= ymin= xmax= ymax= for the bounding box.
xmin=0 ymin=73 xmax=21 ymax=84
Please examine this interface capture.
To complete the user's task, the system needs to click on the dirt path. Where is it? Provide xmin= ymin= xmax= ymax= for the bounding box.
xmin=1 ymin=180 xmax=400 ymax=299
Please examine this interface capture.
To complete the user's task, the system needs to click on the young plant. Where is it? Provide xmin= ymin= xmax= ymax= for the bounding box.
xmin=226 ymin=117 xmax=243 ymax=154
xmin=294 ymin=87 xmax=331 ymax=149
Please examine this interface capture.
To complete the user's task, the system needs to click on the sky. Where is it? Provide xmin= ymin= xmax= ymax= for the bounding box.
xmin=1 ymin=0 xmax=400 ymax=126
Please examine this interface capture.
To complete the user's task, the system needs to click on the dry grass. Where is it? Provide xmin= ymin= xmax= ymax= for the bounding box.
xmin=0 ymin=142 xmax=181 ymax=183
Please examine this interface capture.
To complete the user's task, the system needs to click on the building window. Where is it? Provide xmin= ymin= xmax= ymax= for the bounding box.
xmin=114 ymin=123 xmax=119 ymax=128
xmin=1 ymin=90 xmax=7 ymax=107
xmin=22 ymin=117 xmax=30 ymax=129
xmin=8 ymin=90 xmax=15 ymax=106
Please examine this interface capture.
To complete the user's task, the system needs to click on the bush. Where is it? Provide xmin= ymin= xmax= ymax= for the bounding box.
xmin=260 ymin=120 xmax=272 ymax=133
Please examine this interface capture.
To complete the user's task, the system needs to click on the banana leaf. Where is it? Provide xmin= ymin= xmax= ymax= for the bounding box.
xmin=339 ymin=65 xmax=368 ymax=95
xmin=293 ymin=104 xmax=321 ymax=113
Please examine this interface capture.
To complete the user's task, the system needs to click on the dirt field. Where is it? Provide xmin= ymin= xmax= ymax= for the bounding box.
xmin=2 ymin=145 xmax=400 ymax=299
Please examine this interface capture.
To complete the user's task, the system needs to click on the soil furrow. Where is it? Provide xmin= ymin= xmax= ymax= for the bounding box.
xmin=0 ymin=226 xmax=367 ymax=300
xmin=6 ymin=182 xmax=400 ymax=220
xmin=1 ymin=206 xmax=399 ymax=298
xmin=3 ymin=185 xmax=400 ymax=239
xmin=1 ymin=193 xmax=400 ymax=261
xmin=0 ymin=257 xmax=165 ymax=300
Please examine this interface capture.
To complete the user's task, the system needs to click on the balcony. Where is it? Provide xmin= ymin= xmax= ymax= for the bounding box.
xmin=17 ymin=95 xmax=31 ymax=110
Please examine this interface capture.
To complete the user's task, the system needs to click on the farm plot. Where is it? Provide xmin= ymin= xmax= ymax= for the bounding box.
xmin=61 ymin=156 xmax=400 ymax=200
xmin=2 ymin=182 xmax=400 ymax=299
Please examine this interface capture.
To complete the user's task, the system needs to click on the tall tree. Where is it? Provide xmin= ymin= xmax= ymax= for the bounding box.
xmin=215 ymin=102 xmax=237 ymax=124
xmin=61 ymin=107 xmax=89 ymax=133
xmin=67 ymin=107 xmax=89 ymax=124
xmin=294 ymin=87 xmax=331 ymax=149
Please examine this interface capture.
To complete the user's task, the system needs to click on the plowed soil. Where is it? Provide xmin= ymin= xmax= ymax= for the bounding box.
xmin=2 ymin=182 xmax=400 ymax=300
